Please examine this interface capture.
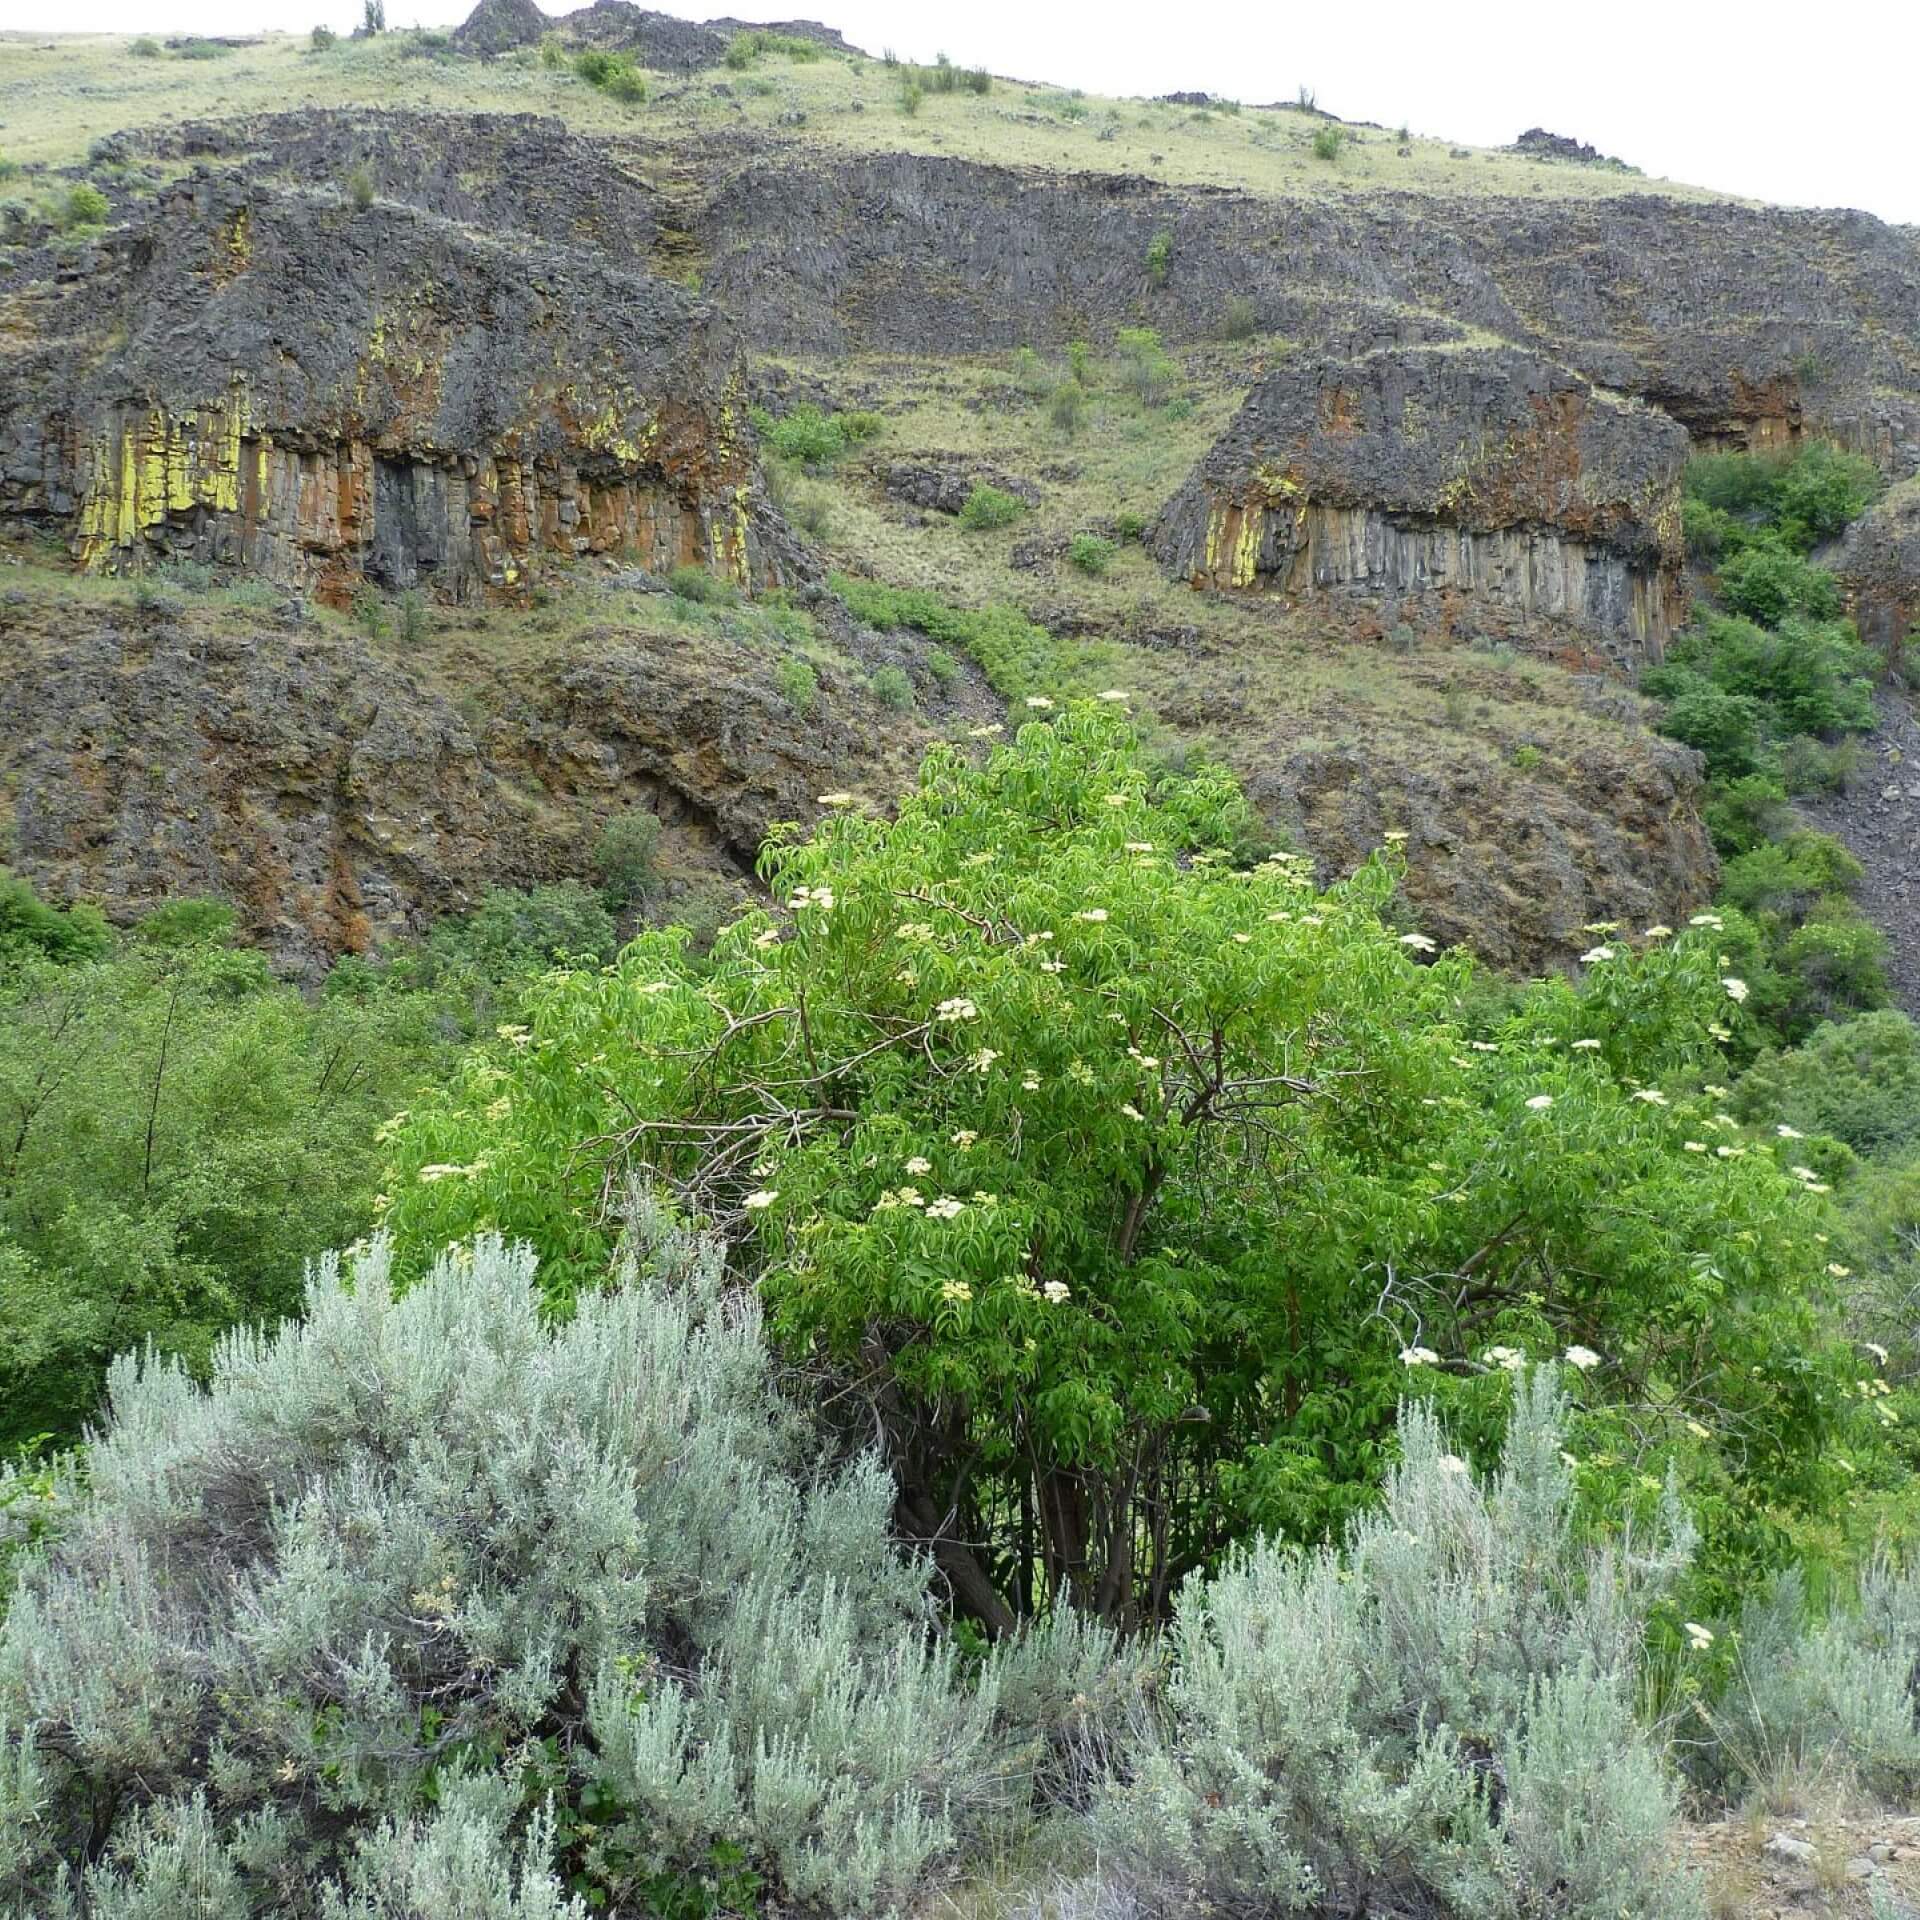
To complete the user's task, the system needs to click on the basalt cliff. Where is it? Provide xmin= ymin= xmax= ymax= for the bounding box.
xmin=0 ymin=18 xmax=1917 ymax=976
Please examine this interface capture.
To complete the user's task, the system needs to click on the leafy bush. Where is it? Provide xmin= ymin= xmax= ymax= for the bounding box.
xmin=573 ymin=48 xmax=645 ymax=101
xmin=426 ymin=883 xmax=618 ymax=985
xmin=774 ymin=655 xmax=818 ymax=714
xmin=1143 ymin=228 xmax=1172 ymax=285
xmin=383 ymin=708 xmax=1856 ymax=1622
xmin=869 ymin=664 xmax=914 ymax=710
xmin=1718 ymin=544 xmax=1841 ymax=624
xmin=593 ymin=809 xmax=663 ymax=910
xmin=958 ymin=483 xmax=1025 ymax=530
xmin=1093 ymin=1372 xmax=1703 ymax=1920
xmin=1067 ymin=533 xmax=1116 ymax=577
xmin=0 ymin=871 xmax=110 ymax=970
xmin=1221 ymin=294 xmax=1257 ymax=341
xmin=129 ymin=33 xmax=161 ymax=54
xmin=666 ymin=561 xmax=734 ymax=604
xmin=345 ymin=163 xmax=375 ymax=211
xmin=1114 ymin=327 xmax=1175 ymax=405
xmin=1113 ymin=510 xmax=1148 ymax=544
xmin=1647 ymin=678 xmax=1763 ymax=777
xmin=832 ymin=576 xmax=1072 ymax=699
xmin=1311 ymin=124 xmax=1343 ymax=161
xmin=1049 ymin=380 xmax=1086 ymax=434
xmin=1734 ymin=1011 xmax=1920 ymax=1155
xmin=754 ymin=403 xmax=881 ymax=469
xmin=0 ymin=932 xmax=448 ymax=1448
xmin=898 ymin=78 xmax=923 ymax=116
xmin=0 ymin=1215 xmax=1090 ymax=1915
xmin=726 ymin=28 xmax=823 ymax=65
xmin=1684 ymin=443 xmax=1876 ymax=556
xmin=308 ymin=22 xmax=336 ymax=49
xmin=60 ymin=183 xmax=108 ymax=230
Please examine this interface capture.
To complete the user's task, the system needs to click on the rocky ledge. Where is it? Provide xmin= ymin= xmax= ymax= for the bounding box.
xmin=1152 ymin=347 xmax=1689 ymax=657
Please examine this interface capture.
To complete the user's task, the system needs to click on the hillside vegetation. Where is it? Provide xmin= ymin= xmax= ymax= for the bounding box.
xmin=4 ymin=10 xmax=1920 ymax=1918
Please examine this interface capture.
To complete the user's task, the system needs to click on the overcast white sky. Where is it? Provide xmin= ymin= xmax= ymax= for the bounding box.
xmin=14 ymin=0 xmax=1920 ymax=224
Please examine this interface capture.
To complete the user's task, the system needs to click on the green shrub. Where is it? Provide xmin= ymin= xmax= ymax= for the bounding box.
xmin=1114 ymin=325 xmax=1174 ymax=405
xmin=129 ymin=34 xmax=161 ymax=55
xmin=1685 ymin=444 xmax=1876 ymax=556
xmin=1702 ymin=772 xmax=1790 ymax=855
xmin=1311 ymin=124 xmax=1343 ymax=161
xmin=869 ymin=664 xmax=914 ymax=710
xmin=1144 ymin=227 xmax=1172 ymax=285
xmin=958 ymin=483 xmax=1025 ymax=531
xmin=426 ymin=883 xmax=618 ymax=984
xmin=593 ymin=809 xmax=664 ymax=910
xmin=1718 ymin=543 xmax=1841 ymax=624
xmin=538 ymin=31 xmax=565 ymax=67
xmin=60 ymin=183 xmax=108 ymax=230
xmin=574 ymin=48 xmax=646 ymax=101
xmin=1066 ymin=338 xmax=1092 ymax=384
xmin=924 ymin=647 xmax=961 ymax=689
xmin=397 ymin=588 xmax=427 ymax=648
xmin=774 ymin=655 xmax=818 ymax=713
xmin=0 ymin=932 xmax=451 ymax=1449
xmin=345 ymin=163 xmax=375 ymax=211
xmin=1734 ymin=1011 xmax=1920 ymax=1155
xmin=1114 ymin=510 xmax=1148 ymax=543
xmin=1067 ymin=532 xmax=1116 ymax=576
xmin=383 ymin=706 xmax=1858 ymax=1618
xmin=1647 ymin=678 xmax=1762 ymax=777
xmin=0 ymin=870 xmax=111 ymax=971
xmin=666 ymin=563 xmax=737 ymax=605
xmin=307 ymin=23 xmax=335 ymax=49
xmin=963 ymin=65 xmax=991 ymax=94
xmin=1222 ymin=293 xmax=1257 ymax=341
xmin=362 ymin=0 xmax=385 ymax=29
xmin=1048 ymin=379 xmax=1085 ymax=434
xmin=755 ymin=403 xmax=881 ymax=468
xmin=833 ymin=576 xmax=1072 ymax=697
xmin=173 ymin=37 xmax=229 ymax=58
xmin=898 ymin=78 xmax=923 ymax=116
xmin=726 ymin=28 xmax=823 ymax=66
xmin=1092 ymin=1372 xmax=1703 ymax=1920
xmin=0 ymin=1215 xmax=1090 ymax=1914
xmin=350 ymin=582 xmax=387 ymax=637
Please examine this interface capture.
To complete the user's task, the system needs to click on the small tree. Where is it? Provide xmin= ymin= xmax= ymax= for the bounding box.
xmin=383 ymin=708 xmax=1858 ymax=1627
xmin=594 ymin=808 xmax=664 ymax=909
xmin=362 ymin=0 xmax=385 ymax=31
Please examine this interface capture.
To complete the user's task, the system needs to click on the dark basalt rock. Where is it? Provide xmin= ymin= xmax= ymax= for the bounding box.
xmin=1151 ymin=346 xmax=1690 ymax=656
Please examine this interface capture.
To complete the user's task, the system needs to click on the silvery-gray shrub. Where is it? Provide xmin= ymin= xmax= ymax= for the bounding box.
xmin=0 ymin=1207 xmax=1059 ymax=1916
xmin=1091 ymin=1370 xmax=1704 ymax=1920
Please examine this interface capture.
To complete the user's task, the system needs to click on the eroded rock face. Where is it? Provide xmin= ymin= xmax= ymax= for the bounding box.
xmin=1828 ymin=482 xmax=1920 ymax=653
xmin=0 ymin=588 xmax=888 ymax=974
xmin=1152 ymin=347 xmax=1689 ymax=656
xmin=0 ymin=173 xmax=793 ymax=601
xmin=694 ymin=149 xmax=1920 ymax=471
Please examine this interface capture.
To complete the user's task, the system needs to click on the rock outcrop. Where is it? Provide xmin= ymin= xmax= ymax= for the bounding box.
xmin=0 ymin=582 xmax=921 ymax=974
xmin=0 ymin=170 xmax=793 ymax=600
xmin=692 ymin=149 xmax=1920 ymax=467
xmin=1152 ymin=347 xmax=1688 ymax=655
xmin=1829 ymin=479 xmax=1920 ymax=654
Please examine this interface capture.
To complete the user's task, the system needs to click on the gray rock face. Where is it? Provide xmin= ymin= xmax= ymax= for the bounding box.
xmin=0 ymin=168 xmax=792 ymax=600
xmin=1151 ymin=347 xmax=1689 ymax=656
xmin=449 ymin=0 xmax=548 ymax=57
xmin=694 ymin=150 xmax=1920 ymax=469
xmin=1829 ymin=481 xmax=1920 ymax=651
xmin=881 ymin=458 xmax=1042 ymax=516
